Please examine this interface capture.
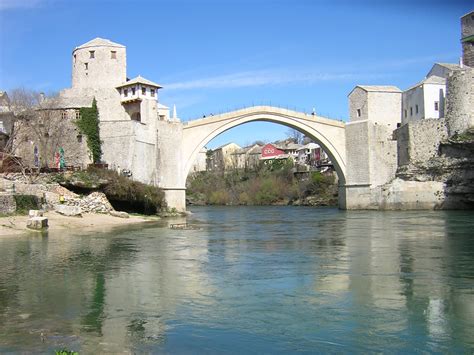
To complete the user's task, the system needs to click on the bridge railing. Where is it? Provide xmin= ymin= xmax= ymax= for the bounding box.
xmin=180 ymin=102 xmax=346 ymax=123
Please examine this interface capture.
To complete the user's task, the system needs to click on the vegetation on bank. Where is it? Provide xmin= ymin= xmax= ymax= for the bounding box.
xmin=53 ymin=167 xmax=165 ymax=214
xmin=77 ymin=98 xmax=102 ymax=164
xmin=187 ymin=160 xmax=338 ymax=206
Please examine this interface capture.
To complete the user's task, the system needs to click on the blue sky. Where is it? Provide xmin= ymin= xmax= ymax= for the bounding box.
xmin=0 ymin=0 xmax=471 ymax=148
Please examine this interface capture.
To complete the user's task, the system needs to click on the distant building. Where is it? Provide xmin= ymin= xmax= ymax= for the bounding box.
xmin=461 ymin=11 xmax=474 ymax=67
xmin=190 ymin=147 xmax=208 ymax=173
xmin=296 ymin=142 xmax=329 ymax=167
xmin=260 ymin=143 xmax=288 ymax=161
xmin=233 ymin=144 xmax=263 ymax=170
xmin=0 ymin=91 xmax=15 ymax=151
xmin=207 ymin=142 xmax=241 ymax=171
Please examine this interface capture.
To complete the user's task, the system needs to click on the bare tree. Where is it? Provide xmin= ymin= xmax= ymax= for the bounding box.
xmin=286 ymin=128 xmax=305 ymax=144
xmin=5 ymin=88 xmax=68 ymax=170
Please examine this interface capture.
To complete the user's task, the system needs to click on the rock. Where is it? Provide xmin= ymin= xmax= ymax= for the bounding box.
xmin=54 ymin=204 xmax=82 ymax=217
xmin=28 ymin=209 xmax=44 ymax=218
xmin=27 ymin=217 xmax=48 ymax=230
xmin=109 ymin=210 xmax=129 ymax=218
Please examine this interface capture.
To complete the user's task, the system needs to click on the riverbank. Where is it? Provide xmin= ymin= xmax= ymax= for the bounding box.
xmin=0 ymin=212 xmax=159 ymax=237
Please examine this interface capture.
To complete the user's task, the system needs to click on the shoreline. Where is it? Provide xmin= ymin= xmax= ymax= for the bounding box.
xmin=0 ymin=212 xmax=161 ymax=237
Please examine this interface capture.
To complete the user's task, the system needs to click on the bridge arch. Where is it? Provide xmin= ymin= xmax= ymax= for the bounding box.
xmin=182 ymin=106 xmax=346 ymax=185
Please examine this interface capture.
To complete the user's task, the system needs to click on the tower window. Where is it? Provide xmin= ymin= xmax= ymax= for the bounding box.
xmin=151 ymin=89 xmax=155 ymax=97
xmin=410 ymin=107 xmax=413 ymax=116
xmin=75 ymin=110 xmax=81 ymax=119
xmin=124 ymin=89 xmax=128 ymax=97
xmin=89 ymin=51 xmax=95 ymax=59
xmin=77 ymin=134 xmax=83 ymax=143
xmin=85 ymin=62 xmax=88 ymax=70
xmin=434 ymin=101 xmax=439 ymax=111
xmin=74 ymin=54 xmax=76 ymax=63
xmin=111 ymin=51 xmax=117 ymax=59
xmin=61 ymin=111 xmax=68 ymax=119
xmin=356 ymin=109 xmax=361 ymax=117
xmin=142 ymin=87 xmax=146 ymax=95
xmin=404 ymin=109 xmax=407 ymax=118
xmin=132 ymin=88 xmax=136 ymax=95
xmin=415 ymin=105 xmax=418 ymax=114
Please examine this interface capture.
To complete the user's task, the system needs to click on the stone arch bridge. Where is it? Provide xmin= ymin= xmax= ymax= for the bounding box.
xmin=156 ymin=106 xmax=351 ymax=211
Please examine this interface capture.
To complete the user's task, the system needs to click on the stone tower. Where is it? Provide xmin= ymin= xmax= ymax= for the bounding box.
xmin=72 ymin=38 xmax=127 ymax=89
xmin=461 ymin=11 xmax=474 ymax=68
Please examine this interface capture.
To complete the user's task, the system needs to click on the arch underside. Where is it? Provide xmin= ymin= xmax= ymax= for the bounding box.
xmin=183 ymin=111 xmax=346 ymax=184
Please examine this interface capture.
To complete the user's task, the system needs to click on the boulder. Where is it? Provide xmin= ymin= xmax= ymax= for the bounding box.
xmin=54 ymin=204 xmax=82 ymax=217
xmin=109 ymin=210 xmax=129 ymax=218
xmin=27 ymin=217 xmax=48 ymax=230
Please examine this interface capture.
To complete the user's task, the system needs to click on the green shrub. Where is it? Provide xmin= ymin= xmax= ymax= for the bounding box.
xmin=14 ymin=195 xmax=40 ymax=214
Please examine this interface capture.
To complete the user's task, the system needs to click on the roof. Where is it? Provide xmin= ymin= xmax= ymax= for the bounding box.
xmin=54 ymin=95 xmax=94 ymax=109
xmin=213 ymin=142 xmax=241 ymax=151
xmin=234 ymin=144 xmax=263 ymax=155
xmin=432 ymin=63 xmax=462 ymax=71
xmin=297 ymin=142 xmax=320 ymax=151
xmin=75 ymin=37 xmax=125 ymax=50
xmin=275 ymin=142 xmax=302 ymax=151
xmin=116 ymin=75 xmax=163 ymax=89
xmin=355 ymin=85 xmax=402 ymax=93
xmin=405 ymin=75 xmax=446 ymax=92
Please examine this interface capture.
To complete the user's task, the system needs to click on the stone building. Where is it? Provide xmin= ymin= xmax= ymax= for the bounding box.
xmin=461 ymin=11 xmax=474 ymax=68
xmin=51 ymin=38 xmax=170 ymax=181
xmin=232 ymin=144 xmax=263 ymax=170
xmin=206 ymin=143 xmax=241 ymax=171
xmin=348 ymin=86 xmax=402 ymax=129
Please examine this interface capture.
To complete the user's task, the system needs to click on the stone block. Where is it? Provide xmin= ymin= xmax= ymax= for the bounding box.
xmin=54 ymin=204 xmax=82 ymax=217
xmin=109 ymin=210 xmax=129 ymax=218
xmin=0 ymin=194 xmax=16 ymax=214
xmin=27 ymin=217 xmax=48 ymax=230
xmin=28 ymin=210 xmax=44 ymax=218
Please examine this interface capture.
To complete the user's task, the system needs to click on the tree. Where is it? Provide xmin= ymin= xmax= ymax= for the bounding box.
xmin=6 ymin=88 xmax=70 ymax=169
xmin=286 ymin=128 xmax=305 ymax=144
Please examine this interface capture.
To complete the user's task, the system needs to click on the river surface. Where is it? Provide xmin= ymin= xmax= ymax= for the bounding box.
xmin=0 ymin=206 xmax=473 ymax=353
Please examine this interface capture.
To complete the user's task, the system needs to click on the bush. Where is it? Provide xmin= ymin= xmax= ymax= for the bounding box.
xmin=14 ymin=195 xmax=40 ymax=214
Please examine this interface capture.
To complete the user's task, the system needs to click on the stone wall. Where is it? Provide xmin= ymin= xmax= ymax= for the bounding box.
xmin=345 ymin=120 xmax=370 ymax=185
xmin=394 ymin=119 xmax=448 ymax=166
xmin=446 ymin=68 xmax=474 ymax=136
xmin=348 ymin=87 xmax=368 ymax=122
xmin=461 ymin=11 xmax=474 ymax=68
xmin=0 ymin=194 xmax=16 ymax=214
xmin=12 ymin=110 xmax=91 ymax=169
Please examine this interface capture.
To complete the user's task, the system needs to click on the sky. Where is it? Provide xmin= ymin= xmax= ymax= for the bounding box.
xmin=0 ymin=0 xmax=471 ymax=148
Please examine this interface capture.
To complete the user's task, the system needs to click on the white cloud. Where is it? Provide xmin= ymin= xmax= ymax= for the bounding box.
xmin=163 ymin=69 xmax=383 ymax=91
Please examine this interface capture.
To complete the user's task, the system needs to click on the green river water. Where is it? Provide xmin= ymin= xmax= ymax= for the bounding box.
xmin=0 ymin=206 xmax=473 ymax=353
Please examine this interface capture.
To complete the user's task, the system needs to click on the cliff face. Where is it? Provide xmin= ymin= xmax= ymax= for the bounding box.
xmin=395 ymin=129 xmax=474 ymax=209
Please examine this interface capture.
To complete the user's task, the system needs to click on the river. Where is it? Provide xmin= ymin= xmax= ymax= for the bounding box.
xmin=0 ymin=206 xmax=473 ymax=353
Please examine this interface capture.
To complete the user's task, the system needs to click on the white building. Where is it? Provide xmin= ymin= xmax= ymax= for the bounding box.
xmin=401 ymin=63 xmax=461 ymax=125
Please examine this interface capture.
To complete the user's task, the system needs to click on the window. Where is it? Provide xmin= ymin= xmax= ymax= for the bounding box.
xmin=89 ymin=51 xmax=95 ymax=59
xmin=75 ymin=110 xmax=81 ymax=119
xmin=111 ymin=51 xmax=117 ymax=59
xmin=132 ymin=88 xmax=136 ymax=95
xmin=131 ymin=112 xmax=141 ymax=121
xmin=84 ymin=62 xmax=88 ymax=70
xmin=124 ymin=89 xmax=128 ymax=97
xmin=356 ymin=109 xmax=361 ymax=117
xmin=415 ymin=105 xmax=419 ymax=114
xmin=151 ymin=89 xmax=155 ymax=97
xmin=74 ymin=54 xmax=76 ymax=63
xmin=61 ymin=111 xmax=68 ymax=119
xmin=142 ymin=87 xmax=146 ymax=95
xmin=410 ymin=107 xmax=413 ymax=116
xmin=434 ymin=101 xmax=439 ymax=111
xmin=77 ymin=134 xmax=83 ymax=143
xmin=404 ymin=109 xmax=407 ymax=118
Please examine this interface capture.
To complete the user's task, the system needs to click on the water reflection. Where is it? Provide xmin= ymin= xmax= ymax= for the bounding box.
xmin=0 ymin=208 xmax=473 ymax=353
